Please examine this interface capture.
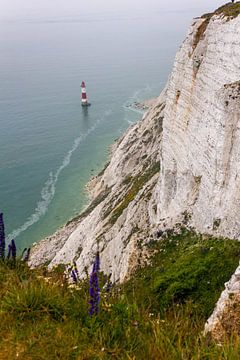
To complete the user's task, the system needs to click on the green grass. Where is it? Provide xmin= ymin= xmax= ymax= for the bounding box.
xmin=202 ymin=2 xmax=240 ymax=20
xmin=123 ymin=230 xmax=240 ymax=317
xmin=66 ymin=186 xmax=112 ymax=226
xmin=194 ymin=3 xmax=240 ymax=51
xmin=215 ymin=2 xmax=240 ymax=18
xmin=108 ymin=162 xmax=160 ymax=225
xmin=1 ymin=230 xmax=240 ymax=359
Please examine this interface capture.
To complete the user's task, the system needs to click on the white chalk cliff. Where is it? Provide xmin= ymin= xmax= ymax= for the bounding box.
xmin=154 ymin=13 xmax=240 ymax=239
xmin=30 ymin=6 xmax=240 ymax=335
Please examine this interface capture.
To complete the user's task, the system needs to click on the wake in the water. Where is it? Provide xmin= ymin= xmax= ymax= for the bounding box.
xmin=8 ymin=110 xmax=112 ymax=241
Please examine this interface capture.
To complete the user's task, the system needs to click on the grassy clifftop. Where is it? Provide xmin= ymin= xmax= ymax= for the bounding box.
xmin=1 ymin=230 xmax=240 ymax=359
xmin=202 ymin=2 xmax=240 ymax=20
xmin=215 ymin=2 xmax=240 ymax=18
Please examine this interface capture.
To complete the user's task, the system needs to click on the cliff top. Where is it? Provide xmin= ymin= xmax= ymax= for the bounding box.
xmin=1 ymin=231 xmax=240 ymax=358
xmin=202 ymin=2 xmax=240 ymax=20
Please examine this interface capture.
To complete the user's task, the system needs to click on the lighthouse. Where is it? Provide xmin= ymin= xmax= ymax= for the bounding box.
xmin=81 ymin=81 xmax=91 ymax=106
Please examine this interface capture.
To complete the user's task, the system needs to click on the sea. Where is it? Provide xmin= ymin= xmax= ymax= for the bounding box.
xmin=0 ymin=3 xmax=220 ymax=250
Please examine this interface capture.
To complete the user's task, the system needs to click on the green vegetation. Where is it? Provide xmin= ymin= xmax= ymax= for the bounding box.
xmin=109 ymin=162 xmax=160 ymax=225
xmin=215 ymin=2 xmax=240 ymax=18
xmin=1 ymin=230 xmax=240 ymax=359
xmin=202 ymin=2 xmax=240 ymax=20
xmin=66 ymin=186 xmax=112 ymax=226
xmin=123 ymin=230 xmax=240 ymax=317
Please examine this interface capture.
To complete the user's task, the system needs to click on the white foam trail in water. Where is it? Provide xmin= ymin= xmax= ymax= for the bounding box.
xmin=8 ymin=111 xmax=112 ymax=241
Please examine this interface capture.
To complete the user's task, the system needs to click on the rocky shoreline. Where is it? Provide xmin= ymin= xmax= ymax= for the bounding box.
xmin=126 ymin=97 xmax=158 ymax=112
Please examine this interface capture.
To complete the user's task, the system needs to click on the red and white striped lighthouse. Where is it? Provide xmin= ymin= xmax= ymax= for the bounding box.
xmin=81 ymin=81 xmax=91 ymax=106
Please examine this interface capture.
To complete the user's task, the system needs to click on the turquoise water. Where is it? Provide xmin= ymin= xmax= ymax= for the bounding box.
xmin=0 ymin=6 xmax=215 ymax=249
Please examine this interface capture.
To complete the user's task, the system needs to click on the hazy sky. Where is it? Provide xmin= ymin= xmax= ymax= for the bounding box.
xmin=0 ymin=0 xmax=225 ymax=20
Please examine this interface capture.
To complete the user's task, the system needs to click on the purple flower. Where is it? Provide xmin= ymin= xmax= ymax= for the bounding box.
xmin=89 ymin=251 xmax=100 ymax=316
xmin=70 ymin=261 xmax=79 ymax=284
xmin=93 ymin=252 xmax=100 ymax=272
xmin=11 ymin=240 xmax=16 ymax=261
xmin=73 ymin=261 xmax=79 ymax=278
xmin=7 ymin=244 xmax=12 ymax=259
xmin=71 ymin=269 xmax=78 ymax=284
xmin=6 ymin=240 xmax=17 ymax=261
xmin=0 ymin=213 xmax=5 ymax=260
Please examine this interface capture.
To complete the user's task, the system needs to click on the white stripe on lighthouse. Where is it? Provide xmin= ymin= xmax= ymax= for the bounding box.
xmin=81 ymin=81 xmax=90 ymax=105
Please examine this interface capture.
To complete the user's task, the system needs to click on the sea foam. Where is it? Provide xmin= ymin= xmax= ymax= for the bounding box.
xmin=8 ymin=110 xmax=112 ymax=241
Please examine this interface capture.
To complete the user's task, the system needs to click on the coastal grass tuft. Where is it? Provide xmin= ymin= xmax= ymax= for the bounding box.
xmin=1 ymin=230 xmax=240 ymax=358
xmin=202 ymin=2 xmax=240 ymax=20
xmin=215 ymin=2 xmax=240 ymax=19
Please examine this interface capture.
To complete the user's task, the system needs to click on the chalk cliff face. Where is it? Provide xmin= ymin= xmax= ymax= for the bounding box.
xmin=154 ymin=15 xmax=240 ymax=238
xmin=30 ymin=8 xmax=240 ymax=327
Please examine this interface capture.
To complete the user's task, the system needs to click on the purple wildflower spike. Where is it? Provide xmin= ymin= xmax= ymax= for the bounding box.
xmin=89 ymin=251 xmax=100 ymax=316
xmin=73 ymin=261 xmax=79 ymax=278
xmin=0 ymin=213 xmax=5 ymax=260
xmin=7 ymin=244 xmax=12 ymax=259
xmin=93 ymin=251 xmax=100 ymax=273
xmin=71 ymin=269 xmax=78 ymax=284
xmin=11 ymin=240 xmax=16 ymax=261
xmin=6 ymin=240 xmax=16 ymax=261
xmin=70 ymin=261 xmax=79 ymax=283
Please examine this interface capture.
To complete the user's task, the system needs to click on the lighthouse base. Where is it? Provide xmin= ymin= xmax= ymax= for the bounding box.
xmin=81 ymin=102 xmax=91 ymax=107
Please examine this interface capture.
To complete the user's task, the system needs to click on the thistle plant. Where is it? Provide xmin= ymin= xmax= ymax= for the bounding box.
xmin=89 ymin=251 xmax=100 ymax=316
xmin=0 ymin=213 xmax=5 ymax=260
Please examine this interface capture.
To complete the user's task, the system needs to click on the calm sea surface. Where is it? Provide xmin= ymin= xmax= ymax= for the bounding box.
xmin=0 ymin=8 xmax=209 ymax=249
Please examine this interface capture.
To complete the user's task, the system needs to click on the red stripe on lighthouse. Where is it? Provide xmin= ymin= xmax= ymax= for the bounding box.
xmin=81 ymin=81 xmax=88 ymax=103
